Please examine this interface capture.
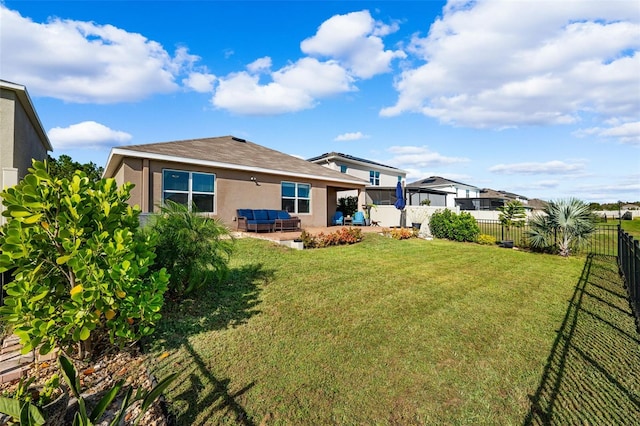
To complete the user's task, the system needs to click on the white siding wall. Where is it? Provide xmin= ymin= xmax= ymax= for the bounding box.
xmin=325 ymin=161 xmax=404 ymax=187
xmin=370 ymin=205 xmax=460 ymax=228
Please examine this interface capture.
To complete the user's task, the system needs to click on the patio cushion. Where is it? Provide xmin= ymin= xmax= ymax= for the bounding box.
xmin=276 ymin=210 xmax=291 ymax=219
xmin=254 ymin=209 xmax=269 ymax=220
xmin=237 ymin=209 xmax=254 ymax=220
xmin=267 ymin=210 xmax=280 ymax=220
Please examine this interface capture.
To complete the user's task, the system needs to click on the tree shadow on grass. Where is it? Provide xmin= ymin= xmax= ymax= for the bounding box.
xmin=150 ymin=263 xmax=274 ymax=350
xmin=144 ymin=262 xmax=274 ymax=426
xmin=524 ymin=255 xmax=640 ymax=425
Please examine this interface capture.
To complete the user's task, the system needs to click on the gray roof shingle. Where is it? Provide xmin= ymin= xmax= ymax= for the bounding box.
xmin=105 ymin=136 xmax=367 ymax=185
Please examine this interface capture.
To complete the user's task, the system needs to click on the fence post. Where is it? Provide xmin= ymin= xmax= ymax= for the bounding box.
xmin=633 ymin=239 xmax=639 ymax=324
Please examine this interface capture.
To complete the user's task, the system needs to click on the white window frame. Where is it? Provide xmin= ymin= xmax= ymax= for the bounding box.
xmin=281 ymin=181 xmax=311 ymax=214
xmin=162 ymin=169 xmax=216 ymax=213
xmin=369 ymin=170 xmax=380 ymax=186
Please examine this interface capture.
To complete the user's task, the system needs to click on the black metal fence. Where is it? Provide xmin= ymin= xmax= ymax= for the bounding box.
xmin=618 ymin=228 xmax=640 ymax=330
xmin=476 ymin=220 xmax=619 ymax=256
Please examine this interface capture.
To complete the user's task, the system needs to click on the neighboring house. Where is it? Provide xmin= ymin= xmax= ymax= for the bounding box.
xmin=307 ymin=152 xmax=407 ymax=206
xmin=0 ymin=80 xmax=52 ymax=225
xmin=406 ymin=176 xmax=480 ymax=208
xmin=456 ymin=188 xmax=530 ymax=211
xmin=103 ymin=136 xmax=368 ymax=228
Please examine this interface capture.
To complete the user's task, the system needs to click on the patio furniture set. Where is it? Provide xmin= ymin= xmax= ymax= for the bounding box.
xmin=331 ymin=211 xmax=367 ymax=226
xmin=236 ymin=209 xmax=301 ymax=232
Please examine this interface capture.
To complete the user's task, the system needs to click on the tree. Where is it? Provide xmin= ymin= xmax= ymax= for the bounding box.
xmin=337 ymin=196 xmax=358 ymax=217
xmin=527 ymin=198 xmax=597 ymax=257
xmin=497 ymin=200 xmax=526 ymax=241
xmin=146 ymin=201 xmax=234 ymax=299
xmin=0 ymin=160 xmax=169 ymax=357
xmin=47 ymin=154 xmax=104 ymax=182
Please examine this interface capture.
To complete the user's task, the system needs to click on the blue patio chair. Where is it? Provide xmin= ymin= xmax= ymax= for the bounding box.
xmin=331 ymin=211 xmax=344 ymax=225
xmin=351 ymin=211 xmax=366 ymax=226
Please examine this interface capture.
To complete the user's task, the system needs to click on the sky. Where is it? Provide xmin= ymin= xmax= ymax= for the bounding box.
xmin=1 ymin=0 xmax=639 ymax=203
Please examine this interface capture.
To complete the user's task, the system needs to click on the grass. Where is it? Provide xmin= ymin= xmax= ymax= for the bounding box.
xmin=144 ymin=234 xmax=640 ymax=425
xmin=617 ymin=218 xmax=640 ymax=238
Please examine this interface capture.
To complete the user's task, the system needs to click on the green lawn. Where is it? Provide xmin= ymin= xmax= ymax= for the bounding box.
xmin=145 ymin=234 xmax=640 ymax=425
xmin=619 ymin=217 xmax=640 ymax=238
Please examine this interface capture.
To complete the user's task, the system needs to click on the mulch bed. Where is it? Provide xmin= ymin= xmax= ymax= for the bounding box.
xmin=0 ymin=343 xmax=170 ymax=426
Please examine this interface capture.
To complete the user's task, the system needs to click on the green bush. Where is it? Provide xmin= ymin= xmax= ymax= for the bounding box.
xmin=147 ymin=201 xmax=234 ymax=299
xmin=429 ymin=209 xmax=480 ymax=242
xmin=0 ymin=160 xmax=169 ymax=357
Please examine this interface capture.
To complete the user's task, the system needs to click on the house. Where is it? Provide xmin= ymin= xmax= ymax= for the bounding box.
xmin=456 ymin=188 xmax=530 ymax=211
xmin=405 ymin=176 xmax=480 ymax=208
xmin=103 ymin=136 xmax=368 ymax=228
xmin=307 ymin=152 xmax=407 ymax=206
xmin=0 ymin=80 xmax=52 ymax=225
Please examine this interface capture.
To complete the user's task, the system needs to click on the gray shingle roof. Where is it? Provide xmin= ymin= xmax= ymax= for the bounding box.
xmin=407 ymin=176 xmax=478 ymax=189
xmin=105 ymin=136 xmax=367 ymax=185
xmin=307 ymin=151 xmax=405 ymax=173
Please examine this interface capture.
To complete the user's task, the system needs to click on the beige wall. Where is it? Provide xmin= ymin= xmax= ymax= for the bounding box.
xmin=0 ymin=89 xmax=50 ymax=224
xmin=112 ymin=157 xmax=362 ymax=228
xmin=0 ymin=91 xmax=17 ymax=191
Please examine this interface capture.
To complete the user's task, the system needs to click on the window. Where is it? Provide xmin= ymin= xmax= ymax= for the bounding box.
xmin=282 ymin=182 xmax=310 ymax=214
xmin=163 ymin=169 xmax=215 ymax=212
xmin=465 ymin=189 xmax=470 ymax=198
xmin=340 ymin=164 xmax=348 ymax=173
xmin=369 ymin=170 xmax=380 ymax=186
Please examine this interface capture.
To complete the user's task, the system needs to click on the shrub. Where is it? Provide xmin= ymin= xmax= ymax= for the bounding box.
xmin=300 ymin=227 xmax=363 ymax=248
xmin=477 ymin=234 xmax=497 ymax=245
xmin=429 ymin=209 xmax=480 ymax=242
xmin=383 ymin=227 xmax=418 ymax=240
xmin=146 ymin=201 xmax=234 ymax=299
xmin=0 ymin=160 xmax=169 ymax=357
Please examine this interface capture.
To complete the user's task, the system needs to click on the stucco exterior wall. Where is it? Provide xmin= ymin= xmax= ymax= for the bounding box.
xmin=13 ymin=97 xmax=48 ymax=181
xmin=0 ymin=91 xmax=17 ymax=191
xmin=0 ymin=86 xmax=50 ymax=224
xmin=114 ymin=157 xmax=355 ymax=228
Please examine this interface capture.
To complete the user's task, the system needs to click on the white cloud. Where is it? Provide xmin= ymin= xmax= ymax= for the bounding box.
xmin=575 ymin=121 xmax=640 ymax=145
xmin=212 ymin=58 xmax=354 ymax=115
xmin=381 ymin=1 xmax=640 ymax=133
xmin=211 ymin=10 xmax=402 ymax=115
xmin=0 ymin=6 xmax=205 ymax=103
xmin=183 ymin=72 xmax=216 ymax=93
xmin=387 ymin=145 xmax=469 ymax=168
xmin=301 ymin=10 xmax=406 ymax=79
xmin=247 ymin=57 xmax=272 ymax=74
xmin=573 ymin=177 xmax=640 ymax=203
xmin=48 ymin=121 xmax=132 ymax=149
xmin=334 ymin=132 xmax=368 ymax=141
xmin=489 ymin=160 xmax=586 ymax=175
xmin=211 ymin=72 xmax=314 ymax=115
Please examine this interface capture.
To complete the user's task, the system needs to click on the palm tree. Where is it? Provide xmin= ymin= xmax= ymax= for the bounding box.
xmin=527 ymin=198 xmax=596 ymax=257
xmin=497 ymin=200 xmax=527 ymax=242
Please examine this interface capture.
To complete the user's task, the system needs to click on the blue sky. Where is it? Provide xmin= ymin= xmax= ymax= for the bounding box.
xmin=1 ymin=0 xmax=638 ymax=203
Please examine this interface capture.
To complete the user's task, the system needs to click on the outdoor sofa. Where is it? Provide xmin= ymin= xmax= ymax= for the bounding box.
xmin=236 ymin=209 xmax=301 ymax=232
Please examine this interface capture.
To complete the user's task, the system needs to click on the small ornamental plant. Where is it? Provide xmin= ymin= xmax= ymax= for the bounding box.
xmin=383 ymin=227 xmax=418 ymax=240
xmin=300 ymin=227 xmax=363 ymax=248
xmin=0 ymin=160 xmax=169 ymax=358
xmin=477 ymin=234 xmax=497 ymax=245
